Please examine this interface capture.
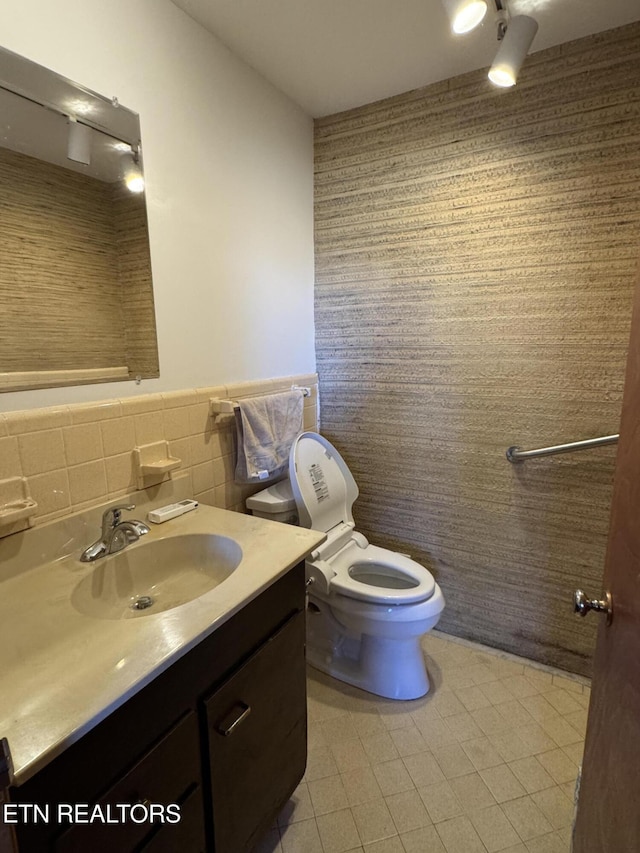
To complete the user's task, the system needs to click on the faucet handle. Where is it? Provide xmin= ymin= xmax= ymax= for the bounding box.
xmin=101 ymin=503 xmax=136 ymax=535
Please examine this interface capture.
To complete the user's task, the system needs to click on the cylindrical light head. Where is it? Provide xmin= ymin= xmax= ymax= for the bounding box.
xmin=441 ymin=0 xmax=488 ymax=35
xmin=488 ymin=15 xmax=539 ymax=88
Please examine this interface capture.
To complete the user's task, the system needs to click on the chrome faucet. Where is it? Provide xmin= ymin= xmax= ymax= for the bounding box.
xmin=80 ymin=504 xmax=150 ymax=562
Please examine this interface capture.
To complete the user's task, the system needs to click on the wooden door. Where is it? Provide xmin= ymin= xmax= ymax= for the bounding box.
xmin=573 ymin=267 xmax=640 ymax=852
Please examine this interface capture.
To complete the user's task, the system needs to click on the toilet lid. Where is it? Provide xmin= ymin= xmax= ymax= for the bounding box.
xmin=289 ymin=432 xmax=358 ymax=532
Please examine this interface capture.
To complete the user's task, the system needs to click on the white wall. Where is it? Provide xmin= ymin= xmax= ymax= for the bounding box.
xmin=0 ymin=0 xmax=315 ymax=412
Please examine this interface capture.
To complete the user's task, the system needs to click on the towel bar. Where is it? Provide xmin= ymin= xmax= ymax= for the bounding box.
xmin=210 ymin=385 xmax=311 ymax=415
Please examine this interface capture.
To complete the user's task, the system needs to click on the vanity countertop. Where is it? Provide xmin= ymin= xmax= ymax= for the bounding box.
xmin=0 ymin=502 xmax=324 ymax=785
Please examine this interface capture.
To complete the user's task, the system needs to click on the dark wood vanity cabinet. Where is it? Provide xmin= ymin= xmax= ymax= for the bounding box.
xmin=9 ymin=564 xmax=307 ymax=853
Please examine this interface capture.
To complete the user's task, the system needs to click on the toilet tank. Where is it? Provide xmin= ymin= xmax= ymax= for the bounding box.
xmin=245 ymin=479 xmax=298 ymax=525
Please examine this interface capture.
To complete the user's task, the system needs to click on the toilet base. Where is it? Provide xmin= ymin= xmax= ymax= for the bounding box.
xmin=306 ymin=606 xmax=431 ymax=700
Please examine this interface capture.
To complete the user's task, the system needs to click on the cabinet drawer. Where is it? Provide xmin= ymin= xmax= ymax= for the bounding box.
xmin=205 ymin=610 xmax=307 ymax=853
xmin=140 ymin=785 xmax=205 ymax=853
xmin=55 ymin=712 xmax=201 ymax=853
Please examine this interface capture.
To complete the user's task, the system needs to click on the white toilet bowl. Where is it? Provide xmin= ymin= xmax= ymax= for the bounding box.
xmin=246 ymin=432 xmax=445 ymax=700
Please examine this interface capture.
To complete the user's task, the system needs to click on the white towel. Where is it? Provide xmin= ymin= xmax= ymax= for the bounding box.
xmin=234 ymin=390 xmax=304 ymax=484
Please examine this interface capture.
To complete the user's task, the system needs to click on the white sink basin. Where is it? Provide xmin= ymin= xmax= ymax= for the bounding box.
xmin=71 ymin=533 xmax=243 ymax=620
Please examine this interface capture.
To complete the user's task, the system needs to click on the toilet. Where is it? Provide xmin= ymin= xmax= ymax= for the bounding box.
xmin=246 ymin=432 xmax=445 ymax=700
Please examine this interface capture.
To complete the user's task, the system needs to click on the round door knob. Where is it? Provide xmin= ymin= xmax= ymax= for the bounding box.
xmin=574 ymin=589 xmax=613 ymax=624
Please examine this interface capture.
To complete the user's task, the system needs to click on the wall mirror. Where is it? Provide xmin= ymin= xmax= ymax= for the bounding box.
xmin=0 ymin=45 xmax=159 ymax=393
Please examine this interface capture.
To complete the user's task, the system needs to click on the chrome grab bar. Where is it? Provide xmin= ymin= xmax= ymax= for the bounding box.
xmin=506 ymin=434 xmax=619 ymax=463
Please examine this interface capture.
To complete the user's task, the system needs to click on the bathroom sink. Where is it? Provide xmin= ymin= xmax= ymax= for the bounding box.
xmin=71 ymin=533 xmax=243 ymax=620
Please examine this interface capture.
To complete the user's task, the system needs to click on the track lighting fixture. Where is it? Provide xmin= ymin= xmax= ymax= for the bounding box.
xmin=441 ymin=0 xmax=488 ymax=35
xmin=488 ymin=14 xmax=538 ymax=87
xmin=441 ymin=0 xmax=538 ymax=88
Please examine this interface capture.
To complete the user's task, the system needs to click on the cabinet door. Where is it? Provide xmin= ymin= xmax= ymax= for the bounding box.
xmin=205 ymin=610 xmax=306 ymax=853
xmin=54 ymin=712 xmax=202 ymax=853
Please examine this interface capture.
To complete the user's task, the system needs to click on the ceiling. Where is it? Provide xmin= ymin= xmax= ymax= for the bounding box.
xmin=170 ymin=0 xmax=640 ymax=117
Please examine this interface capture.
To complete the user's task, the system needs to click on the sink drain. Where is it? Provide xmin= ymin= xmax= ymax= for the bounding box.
xmin=131 ymin=595 xmax=155 ymax=611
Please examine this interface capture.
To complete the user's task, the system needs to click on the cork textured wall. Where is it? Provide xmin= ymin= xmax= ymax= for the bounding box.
xmin=314 ymin=23 xmax=640 ymax=676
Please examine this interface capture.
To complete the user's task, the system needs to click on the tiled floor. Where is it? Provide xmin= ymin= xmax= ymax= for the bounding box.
xmin=256 ymin=630 xmax=589 ymax=853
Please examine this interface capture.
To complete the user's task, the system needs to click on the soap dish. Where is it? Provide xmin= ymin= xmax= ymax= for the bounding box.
xmin=0 ymin=478 xmax=38 ymax=533
xmin=134 ymin=441 xmax=182 ymax=488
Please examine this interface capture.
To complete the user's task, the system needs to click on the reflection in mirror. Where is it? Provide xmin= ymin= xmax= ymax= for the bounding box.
xmin=0 ymin=45 xmax=159 ymax=393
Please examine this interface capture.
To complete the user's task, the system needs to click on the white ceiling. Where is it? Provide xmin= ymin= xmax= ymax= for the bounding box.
xmin=171 ymin=0 xmax=640 ymax=117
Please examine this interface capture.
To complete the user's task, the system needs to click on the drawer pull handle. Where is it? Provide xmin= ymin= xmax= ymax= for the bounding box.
xmin=217 ymin=702 xmax=251 ymax=736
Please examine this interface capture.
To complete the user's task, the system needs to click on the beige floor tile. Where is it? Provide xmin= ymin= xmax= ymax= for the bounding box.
xmin=307 ymin=721 xmax=327 ymax=750
xmin=558 ymin=780 xmax=577 ymax=803
xmin=449 ymin=771 xmax=496 ymax=812
xmin=479 ymin=679 xmax=514 ymax=706
xmin=444 ymin=712 xmax=483 ymax=742
xmin=563 ymin=710 xmax=588 ymax=737
xmin=351 ymin=710 xmax=387 ymax=738
xmin=363 ymin=838 xmax=404 ymax=853
xmin=252 ymin=827 xmax=282 ymax=853
xmin=471 ymin=705 xmax=511 ymax=736
xmin=461 ymin=736 xmax=505 ymax=771
xmin=517 ymin=724 xmax=558 ymax=756
xmin=432 ymin=743 xmax=476 ymax=779
xmin=442 ymin=667 xmax=477 ymax=690
xmin=469 ymin=804 xmax=522 ymax=852
xmin=351 ymin=799 xmax=397 ymax=846
xmin=537 ymin=715 xmax=583 ymax=748
xmin=551 ymin=674 xmax=585 ymax=694
xmin=530 ymin=787 xmax=574 ymax=830
xmin=308 ymin=774 xmax=349 ymax=816
xmin=542 ymin=689 xmax=583 ymax=716
xmin=480 ymin=765 xmax=528 ymax=803
xmin=385 ymin=789 xmax=432 ymax=834
xmin=280 ymin=817 xmax=324 ymax=853
xmin=455 ymin=685 xmax=494 ymax=712
xmin=495 ymin=700 xmax=536 ymax=730
xmin=320 ymin=716 xmax=360 ymax=746
xmin=488 ymin=659 xmax=525 ymax=679
xmin=403 ymin=751 xmax=446 ymax=787
xmin=536 ymin=750 xmax=579 ymax=785
xmin=435 ymin=815 xmax=486 ymax=853
xmin=501 ymin=676 xmax=541 ymax=700
xmin=523 ymin=832 xmax=569 ymax=853
xmin=400 ymin=824 xmax=447 ymax=853
xmin=508 ymin=757 xmax=555 ymax=794
xmin=331 ymin=739 xmax=371 ymax=774
xmin=433 ymin=691 xmax=467 ymax=717
xmin=501 ymin=796 xmax=553 ymax=841
xmin=470 ymin=663 xmax=501 ymax=685
xmin=277 ymin=781 xmax=315 ymax=825
xmin=305 ymin=744 xmax=340 ymax=781
xmin=561 ymin=742 xmax=584 ymax=767
xmin=389 ymin=724 xmax=428 ymax=757
xmin=361 ymin=732 xmax=400 ymax=764
xmin=489 ymin=729 xmax=533 ymax=763
xmin=316 ymin=808 xmax=362 ymax=853
xmin=418 ymin=780 xmax=464 ymax=824
xmin=341 ymin=767 xmax=385 ymax=807
xmin=373 ymin=759 xmax=415 ymax=797
xmin=523 ymin=670 xmax=554 ymax=692
xmin=414 ymin=717 xmax=459 ymax=749
xmin=519 ymin=695 xmax=558 ymax=723
xmin=378 ymin=707 xmax=418 ymax=732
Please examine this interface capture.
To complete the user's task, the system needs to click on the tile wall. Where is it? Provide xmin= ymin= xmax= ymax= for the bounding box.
xmin=0 ymin=373 xmax=318 ymax=534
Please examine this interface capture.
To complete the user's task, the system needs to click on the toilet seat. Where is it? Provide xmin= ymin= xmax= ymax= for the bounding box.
xmin=329 ymin=541 xmax=436 ymax=605
xmin=289 ymin=433 xmax=436 ymax=606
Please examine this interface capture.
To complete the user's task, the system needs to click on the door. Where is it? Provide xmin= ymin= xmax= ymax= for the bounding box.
xmin=573 ymin=265 xmax=640 ymax=852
